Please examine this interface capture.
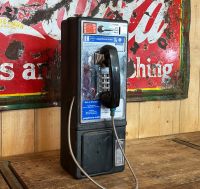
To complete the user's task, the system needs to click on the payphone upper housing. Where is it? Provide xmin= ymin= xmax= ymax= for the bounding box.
xmin=61 ymin=17 xmax=128 ymax=178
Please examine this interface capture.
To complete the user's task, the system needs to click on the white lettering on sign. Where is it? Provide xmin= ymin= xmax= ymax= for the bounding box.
xmin=0 ymin=62 xmax=49 ymax=80
xmin=22 ymin=63 xmax=47 ymax=80
xmin=129 ymin=57 xmax=173 ymax=83
xmin=0 ymin=0 xmax=170 ymax=43
xmin=129 ymin=0 xmax=169 ymax=43
xmin=22 ymin=63 xmax=36 ymax=80
xmin=41 ymin=0 xmax=169 ymax=43
xmin=0 ymin=63 xmax=14 ymax=80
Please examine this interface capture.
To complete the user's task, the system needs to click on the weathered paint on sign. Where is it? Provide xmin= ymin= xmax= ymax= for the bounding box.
xmin=127 ymin=0 xmax=190 ymax=101
xmin=0 ymin=0 xmax=190 ymax=110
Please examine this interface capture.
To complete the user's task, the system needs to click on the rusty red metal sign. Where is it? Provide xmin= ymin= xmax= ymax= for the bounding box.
xmin=0 ymin=0 xmax=190 ymax=110
xmin=127 ymin=0 xmax=190 ymax=101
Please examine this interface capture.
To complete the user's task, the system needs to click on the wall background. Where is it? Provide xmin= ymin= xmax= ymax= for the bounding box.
xmin=0 ymin=0 xmax=199 ymax=157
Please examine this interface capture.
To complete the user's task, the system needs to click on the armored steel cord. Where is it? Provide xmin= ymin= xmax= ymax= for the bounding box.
xmin=68 ymin=97 xmax=106 ymax=189
xmin=68 ymin=97 xmax=138 ymax=189
xmin=111 ymin=109 xmax=139 ymax=189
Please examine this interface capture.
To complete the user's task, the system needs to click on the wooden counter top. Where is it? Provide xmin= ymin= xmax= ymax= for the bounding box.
xmin=1 ymin=132 xmax=200 ymax=189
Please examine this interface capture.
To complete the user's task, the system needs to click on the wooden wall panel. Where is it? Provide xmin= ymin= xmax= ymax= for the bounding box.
xmin=35 ymin=107 xmax=60 ymax=152
xmin=0 ymin=112 xmax=2 ymax=157
xmin=1 ymin=110 xmax=34 ymax=156
xmin=190 ymin=2 xmax=200 ymax=49
xmin=126 ymin=103 xmax=140 ymax=139
xmin=160 ymin=101 xmax=180 ymax=135
xmin=179 ymin=1 xmax=200 ymax=133
xmin=192 ymin=2 xmax=200 ymax=132
xmin=139 ymin=101 xmax=161 ymax=138
xmin=179 ymin=50 xmax=199 ymax=132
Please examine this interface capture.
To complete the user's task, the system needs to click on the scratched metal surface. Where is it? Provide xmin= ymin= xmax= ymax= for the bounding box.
xmin=0 ymin=0 xmax=190 ymax=110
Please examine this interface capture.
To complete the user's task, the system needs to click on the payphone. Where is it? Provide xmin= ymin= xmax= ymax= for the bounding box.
xmin=61 ymin=17 xmax=129 ymax=181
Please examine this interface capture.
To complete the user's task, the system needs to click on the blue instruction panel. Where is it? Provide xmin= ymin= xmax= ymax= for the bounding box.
xmin=82 ymin=100 xmax=101 ymax=120
xmin=83 ymin=35 xmax=125 ymax=44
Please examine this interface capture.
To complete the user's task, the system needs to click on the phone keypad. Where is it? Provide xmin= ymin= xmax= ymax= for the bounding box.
xmin=97 ymin=67 xmax=110 ymax=94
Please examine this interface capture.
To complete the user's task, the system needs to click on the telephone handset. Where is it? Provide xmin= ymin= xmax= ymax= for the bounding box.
xmin=99 ymin=45 xmax=120 ymax=109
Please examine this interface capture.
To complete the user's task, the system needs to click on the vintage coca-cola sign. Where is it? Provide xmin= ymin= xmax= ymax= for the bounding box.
xmin=0 ymin=0 xmax=190 ymax=110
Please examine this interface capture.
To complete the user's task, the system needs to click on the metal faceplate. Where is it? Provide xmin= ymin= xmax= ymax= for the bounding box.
xmin=80 ymin=19 xmax=128 ymax=123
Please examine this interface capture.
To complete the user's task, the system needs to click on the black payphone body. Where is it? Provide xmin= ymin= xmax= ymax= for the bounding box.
xmin=61 ymin=17 xmax=128 ymax=179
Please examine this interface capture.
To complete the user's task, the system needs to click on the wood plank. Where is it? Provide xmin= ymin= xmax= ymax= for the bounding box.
xmin=174 ymin=131 xmax=200 ymax=146
xmin=35 ymin=107 xmax=60 ymax=152
xmin=0 ymin=113 xmax=2 ymax=157
xmin=0 ymin=173 xmax=9 ymax=189
xmin=179 ymin=48 xmax=199 ymax=132
xmin=126 ymin=102 xmax=140 ymax=139
xmin=160 ymin=101 xmax=180 ymax=135
xmin=0 ymin=161 xmax=26 ymax=189
xmin=179 ymin=1 xmax=199 ymax=133
xmin=1 ymin=132 xmax=200 ymax=189
xmin=139 ymin=101 xmax=161 ymax=138
xmin=175 ymin=0 xmax=200 ymax=133
xmin=190 ymin=1 xmax=200 ymax=49
xmin=126 ymin=133 xmax=200 ymax=189
xmin=193 ymin=3 xmax=200 ymax=132
xmin=1 ymin=110 xmax=35 ymax=156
